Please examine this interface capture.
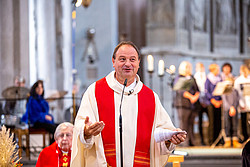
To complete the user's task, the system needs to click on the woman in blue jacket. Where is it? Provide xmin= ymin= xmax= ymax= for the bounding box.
xmin=22 ymin=80 xmax=57 ymax=144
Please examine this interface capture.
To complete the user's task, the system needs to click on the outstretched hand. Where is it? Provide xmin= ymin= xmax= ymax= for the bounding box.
xmin=169 ymin=128 xmax=186 ymax=145
xmin=84 ymin=116 xmax=105 ymax=140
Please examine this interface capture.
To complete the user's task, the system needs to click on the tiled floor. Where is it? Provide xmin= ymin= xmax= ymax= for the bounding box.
xmin=19 ymin=136 xmax=246 ymax=167
xmin=20 ymin=146 xmax=243 ymax=167
xmin=17 ymin=126 xmax=248 ymax=167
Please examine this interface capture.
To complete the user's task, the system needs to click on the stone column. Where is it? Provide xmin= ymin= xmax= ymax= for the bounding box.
xmin=61 ymin=0 xmax=73 ymax=101
xmin=0 ymin=0 xmax=14 ymax=91
xmin=19 ymin=0 xmax=30 ymax=85
xmin=35 ymin=0 xmax=57 ymax=90
xmin=0 ymin=0 xmax=29 ymax=93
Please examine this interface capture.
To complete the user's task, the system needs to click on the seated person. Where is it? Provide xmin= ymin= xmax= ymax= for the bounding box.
xmin=3 ymin=76 xmax=27 ymax=116
xmin=36 ymin=122 xmax=74 ymax=167
xmin=21 ymin=80 xmax=57 ymax=144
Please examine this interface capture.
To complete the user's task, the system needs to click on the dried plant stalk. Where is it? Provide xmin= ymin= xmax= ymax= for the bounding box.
xmin=0 ymin=125 xmax=21 ymax=167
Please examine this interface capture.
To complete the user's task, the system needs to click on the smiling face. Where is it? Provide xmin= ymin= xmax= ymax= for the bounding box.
xmin=112 ymin=44 xmax=140 ymax=85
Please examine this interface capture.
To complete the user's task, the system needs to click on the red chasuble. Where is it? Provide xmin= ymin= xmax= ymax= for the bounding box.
xmin=95 ymin=78 xmax=155 ymax=166
xmin=58 ymin=148 xmax=71 ymax=167
xmin=36 ymin=142 xmax=71 ymax=167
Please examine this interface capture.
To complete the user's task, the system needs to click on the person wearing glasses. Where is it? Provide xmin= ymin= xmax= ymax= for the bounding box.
xmin=36 ymin=122 xmax=74 ymax=167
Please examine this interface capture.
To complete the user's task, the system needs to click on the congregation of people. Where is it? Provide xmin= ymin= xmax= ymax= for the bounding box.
xmin=173 ymin=61 xmax=250 ymax=147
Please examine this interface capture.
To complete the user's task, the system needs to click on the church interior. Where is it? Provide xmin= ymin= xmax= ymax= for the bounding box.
xmin=0 ymin=0 xmax=249 ymax=166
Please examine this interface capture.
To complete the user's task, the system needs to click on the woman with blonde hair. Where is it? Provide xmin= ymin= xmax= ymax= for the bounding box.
xmin=205 ymin=63 xmax=222 ymax=145
xmin=173 ymin=61 xmax=200 ymax=146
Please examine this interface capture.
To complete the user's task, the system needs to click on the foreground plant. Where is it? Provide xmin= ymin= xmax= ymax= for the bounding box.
xmin=0 ymin=125 xmax=22 ymax=167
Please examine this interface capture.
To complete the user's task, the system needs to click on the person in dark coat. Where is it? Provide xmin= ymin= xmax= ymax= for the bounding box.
xmin=205 ymin=63 xmax=222 ymax=145
xmin=174 ymin=61 xmax=200 ymax=146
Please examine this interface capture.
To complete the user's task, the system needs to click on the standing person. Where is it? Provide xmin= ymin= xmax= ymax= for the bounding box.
xmin=71 ymin=41 xmax=186 ymax=167
xmin=21 ymin=80 xmax=57 ymax=144
xmin=220 ymin=63 xmax=241 ymax=147
xmin=205 ymin=63 xmax=223 ymax=145
xmin=194 ymin=62 xmax=208 ymax=146
xmin=36 ymin=122 xmax=74 ymax=167
xmin=173 ymin=61 xmax=200 ymax=146
xmin=234 ymin=65 xmax=250 ymax=143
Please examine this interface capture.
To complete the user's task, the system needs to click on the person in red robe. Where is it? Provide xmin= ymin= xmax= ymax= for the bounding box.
xmin=71 ymin=41 xmax=187 ymax=166
xmin=36 ymin=122 xmax=74 ymax=167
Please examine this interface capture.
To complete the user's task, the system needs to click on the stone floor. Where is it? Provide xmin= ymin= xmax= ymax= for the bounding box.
xmin=18 ymin=132 xmax=246 ymax=167
xmin=19 ymin=145 xmax=244 ymax=167
xmin=17 ymin=120 xmax=248 ymax=167
xmin=166 ymin=146 xmax=243 ymax=167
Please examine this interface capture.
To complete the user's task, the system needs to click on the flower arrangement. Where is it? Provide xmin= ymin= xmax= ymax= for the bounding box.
xmin=0 ymin=125 xmax=22 ymax=167
xmin=15 ymin=162 xmax=23 ymax=167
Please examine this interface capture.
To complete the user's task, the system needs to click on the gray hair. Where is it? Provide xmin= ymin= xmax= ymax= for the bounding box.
xmin=54 ymin=122 xmax=74 ymax=140
xmin=178 ymin=61 xmax=192 ymax=76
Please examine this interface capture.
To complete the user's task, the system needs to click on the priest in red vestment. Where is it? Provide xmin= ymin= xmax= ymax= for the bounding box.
xmin=36 ymin=122 xmax=73 ymax=167
xmin=71 ymin=41 xmax=187 ymax=167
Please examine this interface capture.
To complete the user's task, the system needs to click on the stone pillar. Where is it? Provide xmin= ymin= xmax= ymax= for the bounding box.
xmin=55 ymin=0 xmax=64 ymax=91
xmin=61 ymin=0 xmax=73 ymax=104
xmin=19 ymin=0 xmax=30 ymax=85
xmin=0 ymin=0 xmax=29 ymax=94
xmin=0 ymin=0 xmax=15 ymax=91
xmin=34 ymin=0 xmax=57 ymax=90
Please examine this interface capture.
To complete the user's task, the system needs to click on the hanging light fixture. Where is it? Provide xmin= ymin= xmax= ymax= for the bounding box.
xmin=72 ymin=0 xmax=92 ymax=8
xmin=74 ymin=0 xmax=82 ymax=7
xmin=82 ymin=0 xmax=92 ymax=8
xmin=82 ymin=28 xmax=99 ymax=64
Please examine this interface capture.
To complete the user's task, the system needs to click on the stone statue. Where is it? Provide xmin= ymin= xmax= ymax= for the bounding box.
xmin=215 ymin=0 xmax=236 ymax=34
xmin=151 ymin=0 xmax=175 ymax=25
xmin=191 ymin=0 xmax=206 ymax=32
